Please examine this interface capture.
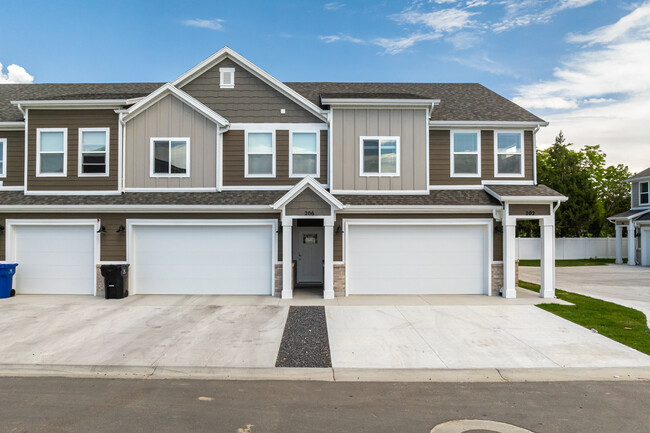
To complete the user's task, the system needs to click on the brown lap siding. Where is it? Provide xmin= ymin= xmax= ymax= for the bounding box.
xmin=0 ymin=213 xmax=282 ymax=262
xmin=27 ymin=109 xmax=119 ymax=191
xmin=223 ymin=129 xmax=328 ymax=187
xmin=1 ymin=130 xmax=25 ymax=187
xmin=333 ymin=213 xmax=499 ymax=262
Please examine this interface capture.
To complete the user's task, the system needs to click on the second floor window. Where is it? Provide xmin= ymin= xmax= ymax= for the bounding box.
xmin=361 ymin=136 xmax=400 ymax=176
xmin=0 ymin=138 xmax=6 ymax=178
xmin=246 ymin=132 xmax=275 ymax=177
xmin=79 ymin=128 xmax=109 ymax=176
xmin=640 ymin=182 xmax=649 ymax=205
xmin=495 ymin=131 xmax=524 ymax=177
xmin=37 ymin=128 xmax=67 ymax=176
xmin=290 ymin=132 xmax=319 ymax=177
xmin=151 ymin=138 xmax=189 ymax=177
xmin=451 ymin=131 xmax=480 ymax=176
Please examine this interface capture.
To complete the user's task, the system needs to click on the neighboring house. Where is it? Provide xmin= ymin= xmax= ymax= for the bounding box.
xmin=0 ymin=47 xmax=566 ymax=299
xmin=609 ymin=167 xmax=650 ymax=266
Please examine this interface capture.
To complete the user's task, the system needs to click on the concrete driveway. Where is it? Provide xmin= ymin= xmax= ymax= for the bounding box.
xmin=0 ymin=291 xmax=648 ymax=371
xmin=519 ymin=264 xmax=650 ymax=326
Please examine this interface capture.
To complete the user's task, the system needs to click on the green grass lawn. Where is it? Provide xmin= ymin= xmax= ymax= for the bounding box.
xmin=519 ymin=280 xmax=650 ymax=355
xmin=518 ymin=258 xmax=616 ymax=267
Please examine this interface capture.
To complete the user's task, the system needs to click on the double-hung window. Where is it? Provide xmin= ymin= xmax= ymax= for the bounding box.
xmin=451 ymin=131 xmax=480 ymax=177
xmin=290 ymin=131 xmax=319 ymax=177
xmin=151 ymin=138 xmax=190 ymax=177
xmin=79 ymin=128 xmax=109 ymax=176
xmin=360 ymin=136 xmax=400 ymax=176
xmin=494 ymin=131 xmax=524 ymax=177
xmin=640 ymin=181 xmax=649 ymax=205
xmin=246 ymin=131 xmax=275 ymax=177
xmin=0 ymin=138 xmax=6 ymax=178
xmin=37 ymin=128 xmax=67 ymax=176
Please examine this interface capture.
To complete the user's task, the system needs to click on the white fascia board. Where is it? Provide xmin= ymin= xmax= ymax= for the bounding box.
xmin=626 ymin=176 xmax=650 ymax=183
xmin=0 ymin=121 xmax=25 ymax=130
xmin=330 ymin=189 xmax=430 ymax=195
xmin=608 ymin=209 xmax=650 ymax=221
xmin=272 ymin=176 xmax=343 ymax=210
xmin=123 ymin=83 xmax=229 ymax=126
xmin=429 ymin=120 xmax=549 ymax=128
xmin=321 ymin=98 xmax=439 ymax=107
xmin=0 ymin=205 xmax=275 ymax=213
xmin=500 ymin=196 xmax=568 ymax=203
xmin=11 ymin=100 xmax=127 ymax=109
xmin=171 ymin=46 xmax=326 ymax=121
xmin=429 ymin=185 xmax=484 ymax=190
xmin=340 ymin=205 xmax=500 ymax=213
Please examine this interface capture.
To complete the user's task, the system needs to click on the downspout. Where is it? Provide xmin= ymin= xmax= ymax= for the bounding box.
xmin=533 ymin=124 xmax=540 ymax=186
xmin=216 ymin=123 xmax=230 ymax=192
xmin=118 ymin=111 xmax=127 ymax=193
xmin=553 ymin=200 xmax=561 ymax=213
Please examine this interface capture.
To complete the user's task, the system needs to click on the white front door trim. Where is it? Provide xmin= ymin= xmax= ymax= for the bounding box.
xmin=342 ymin=218 xmax=493 ymax=296
xmin=4 ymin=218 xmax=101 ymax=295
xmin=125 ymin=219 xmax=278 ymax=295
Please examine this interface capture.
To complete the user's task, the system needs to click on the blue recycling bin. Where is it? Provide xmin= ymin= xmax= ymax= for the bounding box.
xmin=0 ymin=264 xmax=18 ymax=299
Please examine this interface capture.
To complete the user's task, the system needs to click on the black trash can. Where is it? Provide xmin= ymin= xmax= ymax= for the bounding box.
xmin=100 ymin=264 xmax=129 ymax=299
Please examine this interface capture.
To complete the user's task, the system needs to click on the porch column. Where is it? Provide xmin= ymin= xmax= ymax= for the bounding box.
xmin=282 ymin=217 xmax=293 ymax=299
xmin=627 ymin=220 xmax=636 ymax=266
xmin=615 ymin=224 xmax=624 ymax=264
xmin=323 ymin=217 xmax=335 ymax=299
xmin=540 ymin=216 xmax=555 ymax=298
xmin=502 ymin=221 xmax=517 ymax=298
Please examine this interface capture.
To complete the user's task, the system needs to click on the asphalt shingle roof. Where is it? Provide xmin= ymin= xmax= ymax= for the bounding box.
xmin=609 ymin=209 xmax=650 ymax=220
xmin=1 ymin=81 xmax=545 ymax=124
xmin=335 ymin=189 xmax=500 ymax=206
xmin=0 ymin=83 xmax=163 ymax=122
xmin=627 ymin=166 xmax=650 ymax=181
xmin=485 ymin=184 xmax=564 ymax=198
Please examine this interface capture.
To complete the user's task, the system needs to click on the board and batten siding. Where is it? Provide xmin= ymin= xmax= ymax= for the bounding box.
xmin=429 ymin=129 xmax=535 ymax=185
xmin=0 ymin=213 xmax=283 ymax=262
xmin=223 ymin=129 xmax=328 ymax=186
xmin=125 ymin=94 xmax=218 ymax=189
xmin=0 ymin=129 xmax=25 ymax=187
xmin=27 ymin=110 xmax=119 ymax=191
xmin=331 ymin=108 xmax=428 ymax=192
xmin=181 ymin=58 xmax=323 ymax=123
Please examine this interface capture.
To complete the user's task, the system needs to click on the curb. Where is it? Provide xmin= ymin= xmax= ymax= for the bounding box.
xmin=0 ymin=364 xmax=649 ymax=382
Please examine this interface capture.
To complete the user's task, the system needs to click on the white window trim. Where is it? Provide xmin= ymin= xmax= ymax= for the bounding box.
xmin=219 ymin=67 xmax=235 ymax=89
xmin=289 ymin=131 xmax=320 ymax=178
xmin=78 ymin=127 xmax=110 ymax=177
xmin=359 ymin=136 xmax=401 ymax=177
xmin=450 ymin=130 xmax=481 ymax=178
xmin=640 ymin=181 xmax=649 ymax=206
xmin=36 ymin=128 xmax=67 ymax=177
xmin=0 ymin=138 xmax=6 ymax=178
xmin=494 ymin=130 xmax=525 ymax=178
xmin=245 ymin=129 xmax=276 ymax=178
xmin=149 ymin=137 xmax=191 ymax=178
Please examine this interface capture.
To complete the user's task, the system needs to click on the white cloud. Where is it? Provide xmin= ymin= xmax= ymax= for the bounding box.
xmin=494 ymin=0 xmax=599 ymax=32
xmin=324 ymin=2 xmax=345 ymax=11
xmin=515 ymin=2 xmax=650 ymax=171
xmin=319 ymin=34 xmax=364 ymax=44
xmin=449 ymin=54 xmax=519 ymax=77
xmin=373 ymin=33 xmax=442 ymax=54
xmin=182 ymin=18 xmax=225 ymax=31
xmin=466 ymin=0 xmax=489 ymax=7
xmin=395 ymin=8 xmax=477 ymax=33
xmin=0 ymin=62 xmax=34 ymax=84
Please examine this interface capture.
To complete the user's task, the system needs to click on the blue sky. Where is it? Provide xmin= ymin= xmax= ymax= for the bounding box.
xmin=1 ymin=0 xmax=648 ymax=171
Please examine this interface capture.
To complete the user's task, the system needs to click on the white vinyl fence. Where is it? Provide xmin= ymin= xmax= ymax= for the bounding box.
xmin=516 ymin=237 xmax=626 ymax=260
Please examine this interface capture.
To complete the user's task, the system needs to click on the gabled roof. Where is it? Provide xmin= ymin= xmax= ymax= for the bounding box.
xmin=272 ymin=177 xmax=343 ymax=210
xmin=171 ymin=46 xmax=326 ymax=122
xmin=123 ymin=83 xmax=229 ymax=126
xmin=627 ymin=166 xmax=650 ymax=182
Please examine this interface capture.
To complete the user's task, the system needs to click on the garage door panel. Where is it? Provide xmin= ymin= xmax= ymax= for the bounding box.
xmin=347 ymin=223 xmax=487 ymax=295
xmin=13 ymin=225 xmax=95 ymax=295
xmin=132 ymin=224 xmax=273 ymax=295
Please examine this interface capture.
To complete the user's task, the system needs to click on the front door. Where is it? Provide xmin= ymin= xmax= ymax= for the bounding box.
xmin=296 ymin=227 xmax=324 ymax=284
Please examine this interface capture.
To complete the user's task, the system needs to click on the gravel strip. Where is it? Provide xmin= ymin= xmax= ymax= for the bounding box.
xmin=275 ymin=306 xmax=331 ymax=368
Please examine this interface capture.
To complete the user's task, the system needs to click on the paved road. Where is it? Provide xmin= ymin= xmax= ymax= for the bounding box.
xmin=519 ymin=264 xmax=650 ymax=326
xmin=0 ymin=377 xmax=648 ymax=433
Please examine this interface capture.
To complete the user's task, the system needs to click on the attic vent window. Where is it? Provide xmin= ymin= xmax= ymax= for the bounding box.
xmin=220 ymin=67 xmax=235 ymax=88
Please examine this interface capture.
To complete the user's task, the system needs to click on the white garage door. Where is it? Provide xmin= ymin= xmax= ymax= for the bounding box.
xmin=12 ymin=225 xmax=96 ymax=295
xmin=346 ymin=223 xmax=488 ymax=295
xmin=131 ymin=224 xmax=274 ymax=295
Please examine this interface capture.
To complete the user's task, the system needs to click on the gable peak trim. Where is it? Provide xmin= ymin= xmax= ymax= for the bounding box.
xmin=272 ymin=176 xmax=343 ymax=210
